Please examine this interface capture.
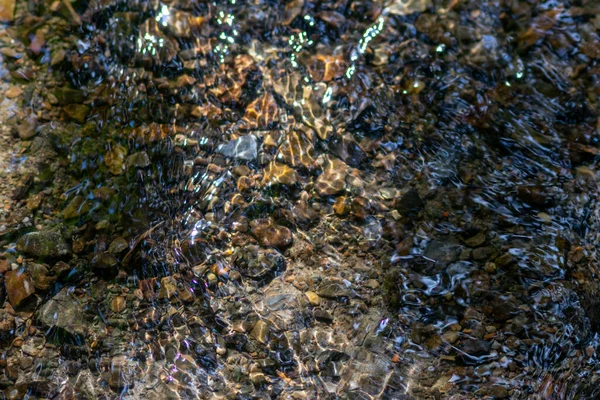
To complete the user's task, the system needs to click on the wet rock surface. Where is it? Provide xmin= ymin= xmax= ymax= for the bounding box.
xmin=16 ymin=231 xmax=70 ymax=259
xmin=38 ymin=288 xmax=87 ymax=339
xmin=0 ymin=0 xmax=598 ymax=398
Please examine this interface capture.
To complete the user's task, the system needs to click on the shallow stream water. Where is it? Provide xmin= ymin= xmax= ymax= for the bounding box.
xmin=0 ymin=0 xmax=599 ymax=398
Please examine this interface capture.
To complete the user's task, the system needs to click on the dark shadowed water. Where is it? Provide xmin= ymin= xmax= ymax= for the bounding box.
xmin=0 ymin=0 xmax=599 ymax=398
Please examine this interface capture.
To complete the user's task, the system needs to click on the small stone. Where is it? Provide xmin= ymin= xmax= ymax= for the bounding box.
xmin=537 ymin=212 xmax=552 ymax=223
xmin=424 ymin=239 xmax=461 ymax=264
xmin=159 ymin=276 xmax=177 ymax=299
xmin=17 ymin=115 xmax=38 ymax=140
xmin=50 ymin=49 xmax=66 ymax=66
xmin=489 ymin=385 xmax=509 ymax=399
xmin=305 ymin=291 xmax=320 ymax=306
xmin=19 ymin=357 xmax=32 ymax=370
xmin=91 ymin=253 xmax=118 ymax=279
xmin=5 ymin=269 xmax=35 ymax=308
xmin=0 ymin=259 xmax=8 ymax=274
xmin=109 ymin=355 xmax=130 ymax=390
xmin=0 ymin=0 xmax=16 ymax=22
xmin=217 ymin=135 xmax=258 ymax=161
xmin=333 ymin=196 xmax=350 ymax=216
xmin=5 ymin=86 xmax=23 ymax=99
xmin=262 ymin=162 xmax=298 ymax=187
xmin=93 ymin=186 xmax=116 ymax=201
xmin=396 ymin=237 xmax=413 ymax=256
xmin=38 ymin=288 xmax=87 ymax=338
xmin=251 ymin=219 xmax=293 ymax=250
xmin=278 ymin=130 xmax=316 ymax=169
xmin=229 ymin=270 xmax=241 ymax=281
xmin=17 ymin=231 xmax=71 ymax=259
xmin=250 ymin=320 xmax=270 ymax=344
xmin=457 ymin=339 xmax=491 ymax=365
xmin=52 ymin=261 xmax=72 ymax=279
xmin=108 ymin=237 xmax=129 ymax=254
xmin=62 ymin=196 xmax=90 ymax=219
xmin=0 ymin=310 xmax=15 ymax=344
xmin=314 ymin=309 xmax=333 ymax=323
xmin=110 ymin=296 xmax=126 ymax=313
xmin=465 ymin=232 xmax=486 ymax=247
xmin=315 ymin=157 xmax=348 ymax=196
xmin=516 ymin=185 xmax=554 ymax=209
xmin=95 ymin=220 xmax=111 ymax=231
xmin=29 ymin=263 xmax=56 ymax=291
xmin=585 ymin=346 xmax=595 ymax=358
xmin=63 ymin=104 xmax=90 ymax=124
xmin=126 ymin=151 xmax=151 ymax=169
xmin=364 ymin=279 xmax=380 ymax=289
xmin=54 ymin=87 xmax=86 ymax=104
xmin=232 ymin=165 xmax=252 ymax=176
xmin=250 ymin=372 xmax=266 ymax=386
xmin=442 ymin=330 xmax=459 ymax=344
xmin=176 ymin=74 xmax=196 ymax=87
xmin=489 ymin=296 xmax=517 ymax=322
xmin=484 ymin=262 xmax=497 ymax=273
xmin=317 ymin=278 xmax=351 ymax=299
xmin=206 ymin=272 xmax=218 ymax=286
xmin=495 ymin=252 xmax=515 ymax=269
xmin=178 ymin=285 xmax=195 ymax=302
xmin=104 ymin=143 xmax=128 ymax=175
xmin=395 ymin=189 xmax=424 ymax=216
xmin=473 ymin=247 xmax=494 ymax=261
xmin=139 ymin=278 xmax=157 ymax=301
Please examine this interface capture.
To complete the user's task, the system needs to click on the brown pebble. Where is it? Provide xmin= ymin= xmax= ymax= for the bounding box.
xmin=5 ymin=86 xmax=23 ymax=99
xmin=305 ymin=291 xmax=320 ymax=306
xmin=110 ymin=296 xmax=126 ymax=313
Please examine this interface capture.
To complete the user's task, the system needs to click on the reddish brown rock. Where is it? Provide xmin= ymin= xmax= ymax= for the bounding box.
xmin=251 ymin=219 xmax=293 ymax=250
xmin=5 ymin=269 xmax=35 ymax=308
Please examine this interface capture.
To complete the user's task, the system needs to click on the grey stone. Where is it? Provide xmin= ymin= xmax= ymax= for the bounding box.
xmin=424 ymin=239 xmax=462 ymax=264
xmin=217 ymin=135 xmax=258 ymax=161
xmin=38 ymin=288 xmax=87 ymax=338
xmin=17 ymin=115 xmax=38 ymax=140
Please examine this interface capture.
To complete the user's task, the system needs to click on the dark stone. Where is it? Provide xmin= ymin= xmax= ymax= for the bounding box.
xmin=423 ymin=239 xmax=462 ymax=265
xmin=395 ymin=189 xmax=424 ymax=216
xmin=516 ymin=186 xmax=555 ymax=209
xmin=90 ymin=253 xmax=119 ymax=280
xmin=63 ymin=104 xmax=90 ymax=124
xmin=473 ymin=246 xmax=494 ymax=261
xmin=457 ymin=339 xmax=492 ymax=365
xmin=489 ymin=296 xmax=518 ymax=322
xmin=490 ymin=385 xmax=509 ymax=399
xmin=314 ymin=309 xmax=334 ymax=323
xmin=54 ymin=87 xmax=86 ymax=104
